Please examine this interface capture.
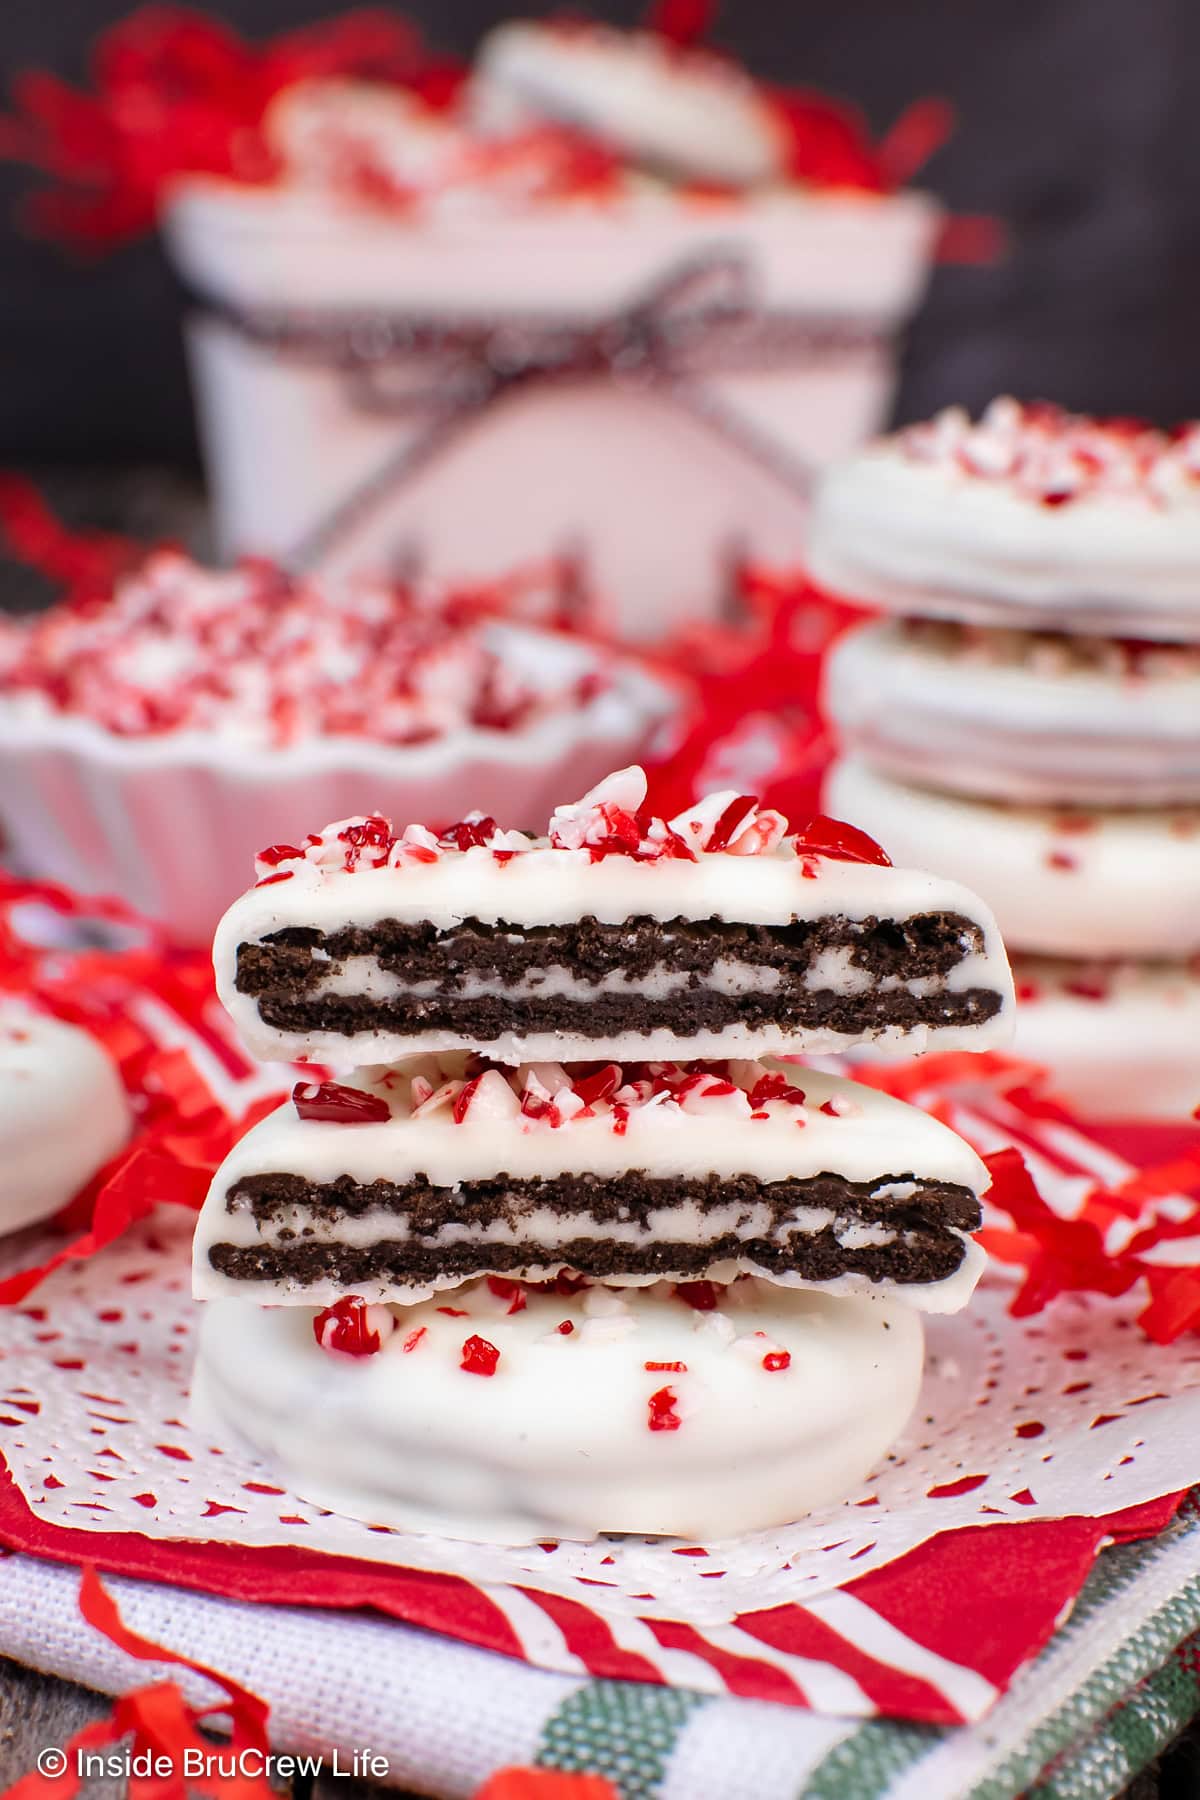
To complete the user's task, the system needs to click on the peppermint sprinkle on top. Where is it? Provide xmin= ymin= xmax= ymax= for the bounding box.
xmin=253 ymin=766 xmax=887 ymax=881
xmin=1 ymin=552 xmax=607 ymax=746
xmin=336 ymin=1055 xmax=852 ymax=1132
xmin=900 ymin=397 xmax=1200 ymax=509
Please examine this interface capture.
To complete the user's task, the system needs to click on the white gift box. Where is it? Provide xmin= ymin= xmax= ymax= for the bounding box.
xmin=164 ymin=181 xmax=941 ymax=637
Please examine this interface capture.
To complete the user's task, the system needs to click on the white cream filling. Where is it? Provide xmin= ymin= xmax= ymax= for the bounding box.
xmin=302 ymin=942 xmax=994 ymax=1008
xmin=804 ymin=944 xmax=873 ymax=995
xmin=214 ymin=1196 xmax=889 ymax=1253
xmin=201 ymin=1176 xmax=977 ymax=1311
xmin=309 ymin=955 xmax=782 ymax=1003
xmin=196 ymin=1217 xmax=979 ymax=1314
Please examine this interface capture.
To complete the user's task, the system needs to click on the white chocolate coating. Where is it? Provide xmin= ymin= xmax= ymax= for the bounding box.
xmin=825 ymin=758 xmax=1200 ymax=960
xmin=0 ymin=1000 xmax=131 ymax=1234
xmin=1012 ymin=957 xmax=1200 ymax=1122
xmin=193 ymin=1061 xmax=989 ymax=1311
xmin=190 ymin=1276 xmax=924 ymax=1542
xmin=807 ymin=405 xmax=1200 ymax=641
xmin=826 ymin=619 xmax=1200 ymax=807
xmin=470 ymin=22 xmax=787 ymax=189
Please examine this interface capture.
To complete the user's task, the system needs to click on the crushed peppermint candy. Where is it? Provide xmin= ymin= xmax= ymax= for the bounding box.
xmin=254 ymin=766 xmax=884 ymax=880
xmin=647 ymin=1385 xmax=683 ymax=1432
xmin=265 ymin=34 xmax=905 ymax=211
xmin=339 ymin=1055 xmax=848 ymax=1130
xmin=673 ymin=1280 xmax=721 ymax=1312
xmin=792 ymin=815 xmax=892 ymax=876
xmin=313 ymin=1296 xmax=395 ymax=1357
xmin=270 ymin=83 xmax=628 ymax=215
xmin=293 ymin=1081 xmax=391 ymax=1125
xmin=487 ymin=1276 xmax=528 ymax=1315
xmin=460 ymin=1334 xmax=501 ymax=1377
xmin=0 ymin=550 xmax=608 ymax=745
xmin=899 ymin=398 xmax=1200 ymax=508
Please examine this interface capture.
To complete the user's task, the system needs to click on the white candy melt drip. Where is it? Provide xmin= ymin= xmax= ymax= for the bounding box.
xmin=5 ymin=1211 xmax=1199 ymax=1612
xmin=192 ymin=1061 xmax=989 ymax=1312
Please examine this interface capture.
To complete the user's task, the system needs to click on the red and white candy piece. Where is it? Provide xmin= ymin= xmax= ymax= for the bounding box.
xmin=252 ymin=767 xmax=885 ymax=881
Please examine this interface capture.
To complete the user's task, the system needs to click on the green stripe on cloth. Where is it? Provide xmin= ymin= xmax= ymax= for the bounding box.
xmin=536 ymin=1683 xmax=710 ymax=1798
xmin=531 ymin=1496 xmax=1200 ymax=1800
xmin=968 ymin=1510 xmax=1200 ymax=1800
xmin=798 ymin=1719 xmax=940 ymax=1800
xmin=796 ymin=1517 xmax=1200 ymax=1800
xmin=1025 ymin=1631 xmax=1200 ymax=1800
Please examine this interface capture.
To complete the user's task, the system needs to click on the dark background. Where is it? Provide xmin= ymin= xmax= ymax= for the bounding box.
xmin=2 ymin=0 xmax=1200 ymax=469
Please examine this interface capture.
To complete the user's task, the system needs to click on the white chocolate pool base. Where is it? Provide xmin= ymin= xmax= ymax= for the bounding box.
xmin=191 ymin=1279 xmax=924 ymax=1543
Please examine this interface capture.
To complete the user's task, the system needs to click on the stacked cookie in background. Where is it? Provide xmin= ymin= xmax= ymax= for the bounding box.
xmin=191 ymin=766 xmax=1014 ymax=1543
xmin=809 ymin=400 xmax=1200 ymax=1124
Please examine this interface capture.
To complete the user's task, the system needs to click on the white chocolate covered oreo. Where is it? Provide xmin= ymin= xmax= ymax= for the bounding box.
xmin=826 ymin=618 xmax=1200 ymax=808
xmin=193 ymin=1060 xmax=989 ymax=1312
xmin=215 ymin=767 xmax=1014 ymax=1067
xmin=194 ymin=759 xmax=1004 ymax=1541
xmin=191 ymin=1275 xmax=924 ymax=1542
xmin=1012 ymin=958 xmax=1200 ymax=1122
xmin=470 ymin=21 xmax=787 ymax=189
xmin=825 ymin=758 xmax=1200 ymax=961
xmin=0 ymin=1000 xmax=131 ymax=1234
xmin=808 ymin=400 xmax=1200 ymax=640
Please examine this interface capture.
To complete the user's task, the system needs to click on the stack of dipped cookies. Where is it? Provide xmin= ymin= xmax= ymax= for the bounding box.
xmin=192 ymin=766 xmax=1014 ymax=1543
xmin=811 ymin=399 xmax=1200 ymax=1122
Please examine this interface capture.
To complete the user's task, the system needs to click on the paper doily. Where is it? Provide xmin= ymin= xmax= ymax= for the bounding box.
xmin=0 ymin=1208 xmax=1193 ymax=1629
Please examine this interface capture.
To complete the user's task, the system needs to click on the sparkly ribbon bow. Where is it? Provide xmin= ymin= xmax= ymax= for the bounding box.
xmin=186 ymin=248 xmax=891 ymax=568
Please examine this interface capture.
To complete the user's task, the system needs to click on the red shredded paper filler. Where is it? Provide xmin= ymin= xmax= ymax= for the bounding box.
xmin=0 ymin=871 xmax=283 ymax=1306
xmin=0 ymin=3 xmax=968 ymax=251
xmin=1 ymin=1565 xmax=272 ymax=1800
